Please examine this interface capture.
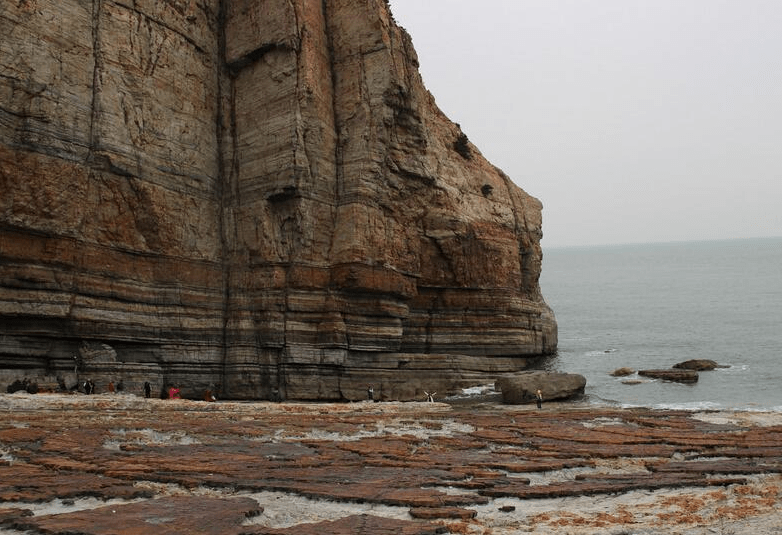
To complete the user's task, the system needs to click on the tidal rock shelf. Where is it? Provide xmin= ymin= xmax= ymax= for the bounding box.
xmin=1 ymin=394 xmax=781 ymax=534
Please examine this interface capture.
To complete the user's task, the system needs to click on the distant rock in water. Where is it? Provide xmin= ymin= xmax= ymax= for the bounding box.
xmin=639 ymin=370 xmax=699 ymax=384
xmin=611 ymin=367 xmax=636 ymax=377
xmin=621 ymin=379 xmax=646 ymax=385
xmin=673 ymin=360 xmax=727 ymax=371
xmin=0 ymin=0 xmax=556 ymax=401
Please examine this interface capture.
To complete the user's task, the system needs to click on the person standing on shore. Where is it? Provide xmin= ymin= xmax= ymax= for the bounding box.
xmin=144 ymin=381 xmax=151 ymax=398
xmin=536 ymin=389 xmax=543 ymax=409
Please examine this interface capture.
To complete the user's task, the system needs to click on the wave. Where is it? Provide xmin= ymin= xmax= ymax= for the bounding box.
xmin=584 ymin=349 xmax=618 ymax=357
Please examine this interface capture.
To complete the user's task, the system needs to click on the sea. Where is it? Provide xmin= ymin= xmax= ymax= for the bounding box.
xmin=538 ymin=237 xmax=782 ymax=412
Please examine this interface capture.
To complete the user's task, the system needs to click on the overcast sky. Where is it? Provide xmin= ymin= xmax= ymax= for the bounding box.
xmin=388 ymin=1 xmax=782 ymax=248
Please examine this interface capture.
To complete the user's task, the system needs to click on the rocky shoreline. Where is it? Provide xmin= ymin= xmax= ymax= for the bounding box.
xmin=1 ymin=393 xmax=781 ymax=534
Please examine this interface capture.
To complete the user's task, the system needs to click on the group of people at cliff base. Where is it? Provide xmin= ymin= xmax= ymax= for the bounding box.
xmin=78 ymin=379 xmax=126 ymax=395
xmin=75 ymin=381 xmax=201 ymax=401
xmin=7 ymin=377 xmax=219 ymax=402
xmin=164 ymin=384 xmax=217 ymax=402
xmin=93 ymin=380 xmax=173 ymax=399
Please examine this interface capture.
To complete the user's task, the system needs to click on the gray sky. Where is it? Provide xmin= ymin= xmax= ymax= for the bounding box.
xmin=388 ymin=1 xmax=782 ymax=247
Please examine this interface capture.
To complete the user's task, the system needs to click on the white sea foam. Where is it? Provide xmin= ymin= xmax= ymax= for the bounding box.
xmin=459 ymin=384 xmax=495 ymax=396
xmin=584 ymin=349 xmax=618 ymax=357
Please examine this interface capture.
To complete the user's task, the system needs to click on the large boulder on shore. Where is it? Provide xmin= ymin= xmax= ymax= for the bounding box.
xmin=496 ymin=372 xmax=586 ymax=404
xmin=639 ymin=369 xmax=699 ymax=384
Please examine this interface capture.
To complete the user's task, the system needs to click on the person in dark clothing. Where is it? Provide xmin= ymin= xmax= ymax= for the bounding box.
xmin=144 ymin=382 xmax=151 ymax=398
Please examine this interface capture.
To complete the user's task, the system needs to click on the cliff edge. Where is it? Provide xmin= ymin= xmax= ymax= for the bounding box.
xmin=0 ymin=0 xmax=556 ymax=400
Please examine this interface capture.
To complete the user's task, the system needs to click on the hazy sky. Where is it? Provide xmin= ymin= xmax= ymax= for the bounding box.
xmin=388 ymin=1 xmax=782 ymax=247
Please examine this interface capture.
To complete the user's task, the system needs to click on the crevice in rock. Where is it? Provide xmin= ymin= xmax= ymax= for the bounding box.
xmin=322 ymin=0 xmax=346 ymax=264
xmin=113 ymin=0 xmax=209 ymax=56
xmin=216 ymin=0 xmax=231 ymax=393
xmin=452 ymin=131 xmax=472 ymax=160
xmin=87 ymin=0 xmax=105 ymax=166
xmin=226 ymin=41 xmax=299 ymax=76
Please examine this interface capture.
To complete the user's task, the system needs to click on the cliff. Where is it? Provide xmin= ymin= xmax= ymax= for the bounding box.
xmin=0 ymin=0 xmax=556 ymax=400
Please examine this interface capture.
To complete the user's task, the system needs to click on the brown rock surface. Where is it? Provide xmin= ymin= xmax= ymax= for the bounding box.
xmin=409 ymin=507 xmax=478 ymax=521
xmin=0 ymin=0 xmax=556 ymax=401
xmin=1 ymin=394 xmax=781 ymax=534
xmin=11 ymin=496 xmax=261 ymax=535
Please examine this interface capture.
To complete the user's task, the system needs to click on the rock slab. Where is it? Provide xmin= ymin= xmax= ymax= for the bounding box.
xmin=11 ymin=496 xmax=261 ymax=535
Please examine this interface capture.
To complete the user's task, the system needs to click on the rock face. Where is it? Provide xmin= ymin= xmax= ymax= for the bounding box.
xmin=0 ymin=0 xmax=556 ymax=400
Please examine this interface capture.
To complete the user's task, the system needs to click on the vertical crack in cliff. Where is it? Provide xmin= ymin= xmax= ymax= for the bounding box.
xmin=216 ymin=0 xmax=232 ymax=391
xmin=87 ymin=0 xmax=105 ymax=165
xmin=273 ymin=0 xmax=301 ymax=397
xmin=321 ymin=1 xmax=349 ymax=387
xmin=291 ymin=1 xmax=318 ymax=202
xmin=322 ymin=0 xmax=342 ymax=263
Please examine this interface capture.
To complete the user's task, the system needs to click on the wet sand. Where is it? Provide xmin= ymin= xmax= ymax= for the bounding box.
xmin=1 ymin=392 xmax=781 ymax=534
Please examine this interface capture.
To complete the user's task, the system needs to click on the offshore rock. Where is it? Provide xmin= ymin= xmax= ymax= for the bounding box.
xmin=610 ymin=367 xmax=635 ymax=377
xmin=0 ymin=0 xmax=556 ymax=400
xmin=639 ymin=369 xmax=699 ymax=384
xmin=673 ymin=359 xmax=727 ymax=371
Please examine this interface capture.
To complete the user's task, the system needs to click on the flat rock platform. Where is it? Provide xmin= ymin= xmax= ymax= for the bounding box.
xmin=1 ymin=393 xmax=781 ymax=534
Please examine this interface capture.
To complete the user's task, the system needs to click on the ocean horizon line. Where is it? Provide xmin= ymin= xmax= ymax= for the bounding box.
xmin=543 ymin=234 xmax=782 ymax=251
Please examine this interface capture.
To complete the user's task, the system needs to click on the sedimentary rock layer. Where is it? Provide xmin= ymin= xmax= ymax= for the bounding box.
xmin=0 ymin=0 xmax=556 ymax=400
